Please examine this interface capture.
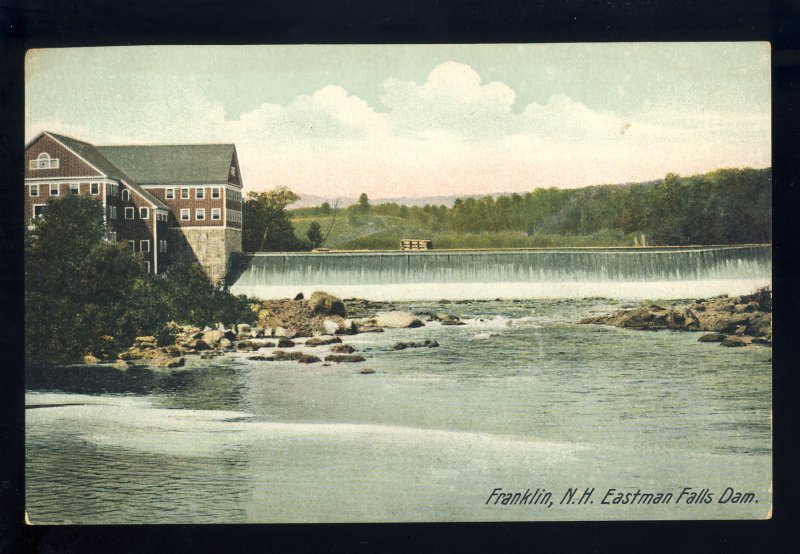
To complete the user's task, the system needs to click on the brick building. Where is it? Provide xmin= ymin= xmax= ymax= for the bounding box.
xmin=24 ymin=131 xmax=243 ymax=284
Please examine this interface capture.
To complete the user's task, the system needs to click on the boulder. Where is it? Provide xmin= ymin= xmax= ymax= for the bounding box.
xmin=274 ymin=326 xmax=287 ymax=337
xmin=698 ymin=333 xmax=727 ymax=343
xmin=433 ymin=313 xmax=466 ymax=326
xmin=309 ymin=291 xmax=346 ymax=317
xmin=277 ymin=338 xmax=296 ymax=348
xmin=393 ymin=339 xmax=439 ymax=350
xmin=359 ymin=368 xmax=376 ymax=374
xmin=219 ymin=338 xmax=233 ymax=350
xmin=374 ymin=311 xmax=424 ymax=328
xmin=305 ymin=336 xmax=343 ymax=347
xmin=201 ymin=330 xmax=225 ymax=347
xmin=298 ymin=354 xmax=321 ymax=364
xmin=83 ymin=354 xmax=101 ymax=364
xmin=250 ymin=326 xmax=265 ymax=338
xmin=150 ymin=355 xmax=186 ymax=369
xmin=156 ymin=321 xmax=182 ymax=346
xmin=237 ymin=323 xmax=252 ymax=335
xmin=721 ymin=335 xmax=751 ymax=347
xmin=324 ymin=354 xmax=367 ymax=363
xmin=331 ymin=344 xmax=356 ymax=354
xmin=248 ymin=355 xmax=276 ymax=361
xmin=194 ymin=339 xmax=212 ymax=351
xmin=272 ymin=350 xmax=305 ymax=361
xmin=118 ymin=348 xmax=145 ymax=361
xmin=135 ymin=336 xmax=158 ymax=349
xmin=322 ymin=319 xmax=341 ymax=335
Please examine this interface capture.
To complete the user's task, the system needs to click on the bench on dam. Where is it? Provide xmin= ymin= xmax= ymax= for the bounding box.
xmin=400 ymin=239 xmax=433 ymax=251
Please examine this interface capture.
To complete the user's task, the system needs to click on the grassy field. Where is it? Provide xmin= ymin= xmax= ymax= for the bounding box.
xmin=290 ymin=212 xmax=633 ymax=250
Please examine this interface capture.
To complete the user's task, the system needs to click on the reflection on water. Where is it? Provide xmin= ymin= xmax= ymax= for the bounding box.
xmin=26 ymin=298 xmax=772 ymax=523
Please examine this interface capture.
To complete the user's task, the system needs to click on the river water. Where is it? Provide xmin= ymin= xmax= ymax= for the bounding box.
xmin=26 ymin=296 xmax=771 ymax=523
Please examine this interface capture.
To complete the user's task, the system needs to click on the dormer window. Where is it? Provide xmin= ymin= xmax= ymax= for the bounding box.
xmin=121 ymin=189 xmax=130 ymax=201
xmin=230 ymin=166 xmax=236 ymax=177
xmin=30 ymin=152 xmax=59 ymax=170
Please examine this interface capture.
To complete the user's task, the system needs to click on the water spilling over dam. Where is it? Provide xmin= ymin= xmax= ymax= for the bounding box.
xmin=228 ymin=245 xmax=771 ymax=301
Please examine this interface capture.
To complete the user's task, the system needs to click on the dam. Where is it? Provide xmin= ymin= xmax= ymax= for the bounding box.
xmin=228 ymin=245 xmax=772 ymax=301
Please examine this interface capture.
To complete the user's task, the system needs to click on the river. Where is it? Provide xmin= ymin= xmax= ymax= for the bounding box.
xmin=26 ymin=295 xmax=771 ymax=523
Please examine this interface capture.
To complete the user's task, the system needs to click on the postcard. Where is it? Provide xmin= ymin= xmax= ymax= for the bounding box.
xmin=24 ymin=43 xmax=771 ymax=523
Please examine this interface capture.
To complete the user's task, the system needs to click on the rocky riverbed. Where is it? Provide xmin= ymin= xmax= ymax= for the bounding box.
xmin=579 ymin=287 xmax=772 ymax=347
xmin=96 ymin=291 xmax=465 ymax=370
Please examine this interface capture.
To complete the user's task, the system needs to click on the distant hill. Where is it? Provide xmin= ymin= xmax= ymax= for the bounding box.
xmin=291 ymin=192 xmax=517 ymax=209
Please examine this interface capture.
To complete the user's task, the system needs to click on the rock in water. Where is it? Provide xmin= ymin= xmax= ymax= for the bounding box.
xmin=359 ymin=368 xmax=376 ymax=374
xmin=305 ymin=336 xmax=343 ymax=347
xmin=331 ymin=344 xmax=356 ymax=354
xmin=374 ymin=311 xmax=424 ymax=328
xmin=721 ymin=336 xmax=751 ymax=347
xmin=392 ymin=339 xmax=439 ymax=350
xmin=698 ymin=333 xmax=727 ymax=343
xmin=298 ymin=354 xmax=321 ymax=364
xmin=324 ymin=354 xmax=367 ymax=363
xmin=309 ymin=291 xmax=346 ymax=317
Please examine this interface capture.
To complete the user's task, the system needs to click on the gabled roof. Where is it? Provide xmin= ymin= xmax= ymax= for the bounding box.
xmin=96 ymin=144 xmax=237 ymax=185
xmin=37 ymin=133 xmax=168 ymax=211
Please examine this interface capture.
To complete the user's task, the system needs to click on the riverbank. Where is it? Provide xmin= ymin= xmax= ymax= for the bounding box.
xmin=108 ymin=291 xmax=465 ymax=370
xmin=579 ymin=287 xmax=772 ymax=347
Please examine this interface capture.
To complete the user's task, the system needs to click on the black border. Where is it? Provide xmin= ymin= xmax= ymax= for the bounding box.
xmin=2 ymin=0 xmax=798 ymax=551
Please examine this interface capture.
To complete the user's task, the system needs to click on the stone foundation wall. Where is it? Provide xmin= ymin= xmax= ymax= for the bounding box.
xmin=168 ymin=226 xmax=242 ymax=285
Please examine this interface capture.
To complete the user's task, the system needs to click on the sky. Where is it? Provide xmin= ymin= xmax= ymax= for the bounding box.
xmin=25 ymin=43 xmax=771 ymax=199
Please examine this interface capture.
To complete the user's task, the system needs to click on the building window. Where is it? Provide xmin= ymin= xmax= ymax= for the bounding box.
xmin=107 ymin=183 xmax=118 ymax=196
xmin=108 ymin=206 xmax=117 ymax=220
xmin=196 ymin=188 xmax=205 ymax=199
xmin=159 ymin=240 xmax=167 ymax=253
xmin=211 ymin=208 xmax=221 ymax=220
xmin=196 ymin=208 xmax=206 ymax=221
xmin=166 ymin=188 xmax=175 ymax=199
xmin=144 ymin=261 xmax=150 ymax=273
xmin=33 ymin=205 xmax=45 ymax=219
xmin=124 ymin=207 xmax=134 ymax=219
xmin=70 ymin=183 xmax=80 ymax=194
xmin=49 ymin=183 xmax=59 ymax=196
xmin=140 ymin=207 xmax=150 ymax=220
xmin=181 ymin=188 xmax=189 ymax=199
xmin=230 ymin=166 xmax=236 ymax=177
xmin=211 ymin=187 xmax=221 ymax=199
xmin=30 ymin=152 xmax=59 ymax=170
xmin=90 ymin=182 xmax=99 ymax=195
xmin=29 ymin=184 xmax=39 ymax=197
xmin=140 ymin=240 xmax=150 ymax=252
xmin=108 ymin=232 xmax=117 ymax=243
xmin=180 ymin=209 xmax=190 ymax=221
xmin=121 ymin=189 xmax=130 ymax=201
xmin=128 ymin=240 xmax=136 ymax=252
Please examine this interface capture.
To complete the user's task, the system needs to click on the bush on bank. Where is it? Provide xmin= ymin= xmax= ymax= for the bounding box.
xmin=25 ymin=195 xmax=254 ymax=365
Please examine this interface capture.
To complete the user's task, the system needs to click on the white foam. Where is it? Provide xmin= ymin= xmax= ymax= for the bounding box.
xmin=26 ymin=392 xmax=584 ymax=461
xmin=230 ymin=279 xmax=770 ymax=301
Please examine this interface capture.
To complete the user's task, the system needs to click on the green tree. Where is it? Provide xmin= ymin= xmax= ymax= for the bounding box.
xmin=319 ymin=202 xmax=332 ymax=215
xmin=25 ymin=194 xmax=255 ymax=365
xmin=357 ymin=193 xmax=370 ymax=214
xmin=242 ymin=186 xmax=306 ymax=251
xmin=306 ymin=221 xmax=323 ymax=249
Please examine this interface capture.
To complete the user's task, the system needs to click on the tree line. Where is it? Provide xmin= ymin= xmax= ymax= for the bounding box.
xmin=285 ymin=167 xmax=771 ymax=248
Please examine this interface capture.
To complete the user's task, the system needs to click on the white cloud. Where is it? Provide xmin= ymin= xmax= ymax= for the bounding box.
xmin=26 ymin=61 xmax=770 ymax=198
